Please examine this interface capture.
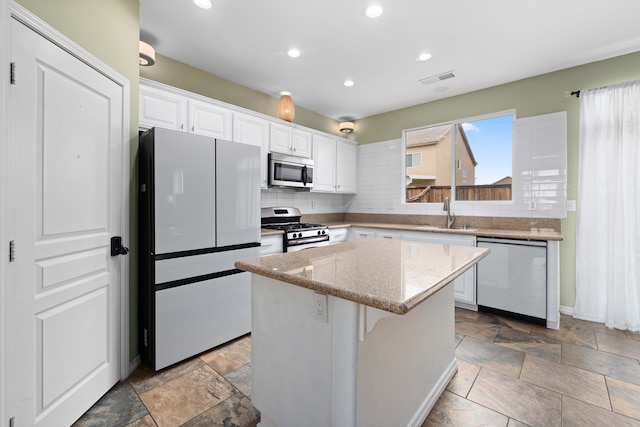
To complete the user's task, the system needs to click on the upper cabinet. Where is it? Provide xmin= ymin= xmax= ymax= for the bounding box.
xmin=233 ymin=112 xmax=270 ymax=188
xmin=139 ymin=79 xmax=356 ymax=193
xmin=189 ymin=100 xmax=232 ymax=139
xmin=139 ymin=86 xmax=232 ymax=139
xmin=336 ymin=139 xmax=357 ymax=193
xmin=270 ymin=123 xmax=312 ymax=158
xmin=139 ymin=85 xmax=188 ymax=132
xmin=313 ymin=136 xmax=357 ymax=194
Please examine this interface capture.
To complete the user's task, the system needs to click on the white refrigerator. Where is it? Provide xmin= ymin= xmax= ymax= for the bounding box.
xmin=139 ymin=127 xmax=261 ymax=370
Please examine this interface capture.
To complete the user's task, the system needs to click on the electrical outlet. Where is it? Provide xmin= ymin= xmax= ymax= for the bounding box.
xmin=528 ymin=201 xmax=536 ymax=210
xmin=313 ymin=293 xmax=328 ymax=322
xmin=566 ymin=200 xmax=576 ymax=211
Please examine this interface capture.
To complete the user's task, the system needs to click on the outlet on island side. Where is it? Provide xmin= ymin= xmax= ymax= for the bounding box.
xmin=313 ymin=293 xmax=328 ymax=323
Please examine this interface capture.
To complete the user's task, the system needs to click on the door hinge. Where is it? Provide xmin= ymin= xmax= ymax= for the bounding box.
xmin=9 ymin=240 xmax=15 ymax=262
xmin=10 ymin=62 xmax=15 ymax=85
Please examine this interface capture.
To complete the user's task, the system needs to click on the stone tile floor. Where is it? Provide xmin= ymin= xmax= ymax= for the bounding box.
xmin=74 ymin=308 xmax=640 ymax=426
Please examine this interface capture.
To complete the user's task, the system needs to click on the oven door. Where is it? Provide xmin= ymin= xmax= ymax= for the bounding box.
xmin=269 ymin=153 xmax=314 ymax=188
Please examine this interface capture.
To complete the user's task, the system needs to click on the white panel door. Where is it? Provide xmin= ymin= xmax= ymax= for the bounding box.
xmin=7 ymin=19 xmax=124 ymax=427
xmin=139 ymin=85 xmax=188 ymax=131
xmin=233 ymin=112 xmax=269 ymax=188
xmin=312 ymin=135 xmax=336 ymax=192
xmin=189 ymin=99 xmax=232 ymax=139
xmin=336 ymin=140 xmax=357 ymax=193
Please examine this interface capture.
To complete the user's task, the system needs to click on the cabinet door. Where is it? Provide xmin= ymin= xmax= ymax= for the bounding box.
xmin=189 ymin=100 xmax=232 ymax=139
xmin=139 ymin=86 xmax=188 ymax=131
xmin=292 ymin=129 xmax=312 ymax=158
xmin=336 ymin=139 xmax=357 ymax=193
xmin=270 ymin=123 xmax=293 ymax=155
xmin=401 ymin=231 xmax=477 ymax=307
xmin=311 ymin=135 xmax=336 ymax=192
xmin=233 ymin=113 xmax=270 ymax=188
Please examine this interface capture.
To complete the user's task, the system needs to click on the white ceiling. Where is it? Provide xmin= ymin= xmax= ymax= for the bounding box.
xmin=139 ymin=0 xmax=640 ymax=121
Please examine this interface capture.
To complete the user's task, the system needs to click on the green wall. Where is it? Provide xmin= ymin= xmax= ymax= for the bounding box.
xmin=12 ymin=0 xmax=640 ymax=360
xmin=355 ymin=51 xmax=640 ymax=309
xmin=140 ymin=54 xmax=340 ymax=137
xmin=14 ymin=0 xmax=141 ymax=362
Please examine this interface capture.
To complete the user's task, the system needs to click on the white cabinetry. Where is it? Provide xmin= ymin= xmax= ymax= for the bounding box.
xmin=189 ymin=99 xmax=232 ymax=139
xmin=350 ymin=227 xmax=378 ymax=240
xmin=139 ymin=85 xmax=188 ymax=131
xmin=233 ymin=113 xmax=270 ymax=188
xmin=312 ymin=136 xmax=357 ymax=194
xmin=336 ymin=139 xmax=357 ymax=193
xmin=139 ymin=86 xmax=232 ymax=139
xmin=261 ymin=234 xmax=283 ymax=256
xmin=270 ymin=123 xmax=312 ymax=158
xmin=401 ymin=231 xmax=477 ymax=309
xmin=328 ymin=227 xmax=348 ymax=244
xmin=311 ymin=135 xmax=336 ymax=192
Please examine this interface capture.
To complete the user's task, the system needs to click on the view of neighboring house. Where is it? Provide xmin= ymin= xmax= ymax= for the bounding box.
xmin=406 ymin=123 xmax=477 ymax=187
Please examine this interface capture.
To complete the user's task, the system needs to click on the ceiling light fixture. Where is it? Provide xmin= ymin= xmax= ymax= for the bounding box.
xmin=365 ymin=4 xmax=383 ymax=18
xmin=277 ymin=92 xmax=295 ymax=122
xmin=416 ymin=52 xmax=432 ymax=62
xmin=343 ymin=80 xmax=355 ymax=87
xmin=194 ymin=0 xmax=212 ymax=9
xmin=339 ymin=121 xmax=355 ymax=134
xmin=287 ymin=48 xmax=301 ymax=58
xmin=139 ymin=41 xmax=156 ymax=66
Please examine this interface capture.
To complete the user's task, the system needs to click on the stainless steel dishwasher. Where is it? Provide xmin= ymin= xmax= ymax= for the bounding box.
xmin=476 ymin=237 xmax=547 ymax=325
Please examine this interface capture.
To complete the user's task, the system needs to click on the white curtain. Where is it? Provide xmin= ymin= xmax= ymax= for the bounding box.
xmin=574 ymin=80 xmax=640 ymax=332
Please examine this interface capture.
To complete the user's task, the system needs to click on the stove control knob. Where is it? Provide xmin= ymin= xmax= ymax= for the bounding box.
xmin=321 ymin=230 xmax=326 ymax=235
xmin=298 ymin=233 xmax=302 ymax=238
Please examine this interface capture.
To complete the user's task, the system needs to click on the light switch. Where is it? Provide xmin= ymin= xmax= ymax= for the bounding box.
xmin=567 ymin=200 xmax=576 ymax=211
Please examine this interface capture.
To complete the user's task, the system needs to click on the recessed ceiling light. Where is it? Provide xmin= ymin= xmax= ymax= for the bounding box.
xmin=194 ymin=0 xmax=212 ymax=9
xmin=417 ymin=53 xmax=432 ymax=62
xmin=343 ymin=80 xmax=355 ymax=87
xmin=365 ymin=4 xmax=383 ymax=18
xmin=280 ymin=91 xmax=291 ymax=96
xmin=287 ymin=48 xmax=301 ymax=58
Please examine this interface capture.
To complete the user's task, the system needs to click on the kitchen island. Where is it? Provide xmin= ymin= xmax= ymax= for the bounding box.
xmin=235 ymin=238 xmax=489 ymax=427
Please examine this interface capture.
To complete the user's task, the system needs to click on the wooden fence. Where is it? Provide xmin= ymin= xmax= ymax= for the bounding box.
xmin=407 ymin=184 xmax=512 ymax=203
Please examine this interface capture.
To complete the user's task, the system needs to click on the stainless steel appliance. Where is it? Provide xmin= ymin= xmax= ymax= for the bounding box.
xmin=139 ymin=127 xmax=261 ymax=370
xmin=261 ymin=207 xmax=329 ymax=252
xmin=268 ymin=153 xmax=314 ymax=189
xmin=476 ymin=237 xmax=547 ymax=325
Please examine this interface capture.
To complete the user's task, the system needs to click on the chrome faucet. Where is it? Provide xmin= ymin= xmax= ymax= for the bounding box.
xmin=443 ymin=197 xmax=456 ymax=229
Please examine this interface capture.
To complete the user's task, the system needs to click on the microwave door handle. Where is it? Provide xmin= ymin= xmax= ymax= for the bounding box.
xmin=302 ymin=165 xmax=308 ymax=186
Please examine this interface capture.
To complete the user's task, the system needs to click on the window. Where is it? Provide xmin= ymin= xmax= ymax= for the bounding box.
xmin=404 ymin=112 xmax=514 ymax=203
xmin=406 ymin=153 xmax=421 ymax=167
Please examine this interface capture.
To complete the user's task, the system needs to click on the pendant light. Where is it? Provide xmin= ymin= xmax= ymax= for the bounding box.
xmin=277 ymin=92 xmax=295 ymax=122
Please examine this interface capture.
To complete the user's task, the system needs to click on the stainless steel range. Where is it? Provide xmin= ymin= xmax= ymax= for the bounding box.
xmin=261 ymin=207 xmax=329 ymax=252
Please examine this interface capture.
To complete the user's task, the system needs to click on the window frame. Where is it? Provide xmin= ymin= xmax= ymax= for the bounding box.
xmin=402 ymin=109 xmax=516 ymax=205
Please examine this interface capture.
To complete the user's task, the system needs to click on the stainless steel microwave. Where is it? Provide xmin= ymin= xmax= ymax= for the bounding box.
xmin=268 ymin=152 xmax=314 ymax=189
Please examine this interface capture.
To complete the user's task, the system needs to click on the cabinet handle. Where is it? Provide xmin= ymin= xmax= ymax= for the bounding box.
xmin=192 ymin=125 xmax=195 ymax=132
xmin=180 ymin=123 xmax=184 ymax=130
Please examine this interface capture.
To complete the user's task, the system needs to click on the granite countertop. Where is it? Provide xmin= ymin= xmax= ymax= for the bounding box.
xmin=319 ymin=222 xmax=563 ymax=241
xmin=236 ymin=238 xmax=489 ymax=315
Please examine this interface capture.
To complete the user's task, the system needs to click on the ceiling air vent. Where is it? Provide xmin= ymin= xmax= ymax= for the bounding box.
xmin=419 ymin=70 xmax=456 ymax=86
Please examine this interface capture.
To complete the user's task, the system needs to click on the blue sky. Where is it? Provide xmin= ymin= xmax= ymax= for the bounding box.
xmin=461 ymin=114 xmax=513 ymax=185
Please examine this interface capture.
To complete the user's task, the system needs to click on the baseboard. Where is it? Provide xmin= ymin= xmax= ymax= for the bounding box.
xmin=127 ymin=355 xmax=141 ymax=378
xmin=408 ymin=357 xmax=458 ymax=427
xmin=560 ymin=305 xmax=574 ymax=316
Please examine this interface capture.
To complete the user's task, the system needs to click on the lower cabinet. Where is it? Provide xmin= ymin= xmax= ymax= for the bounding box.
xmin=349 ymin=227 xmax=477 ymax=308
xmin=261 ymin=234 xmax=283 ymax=256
